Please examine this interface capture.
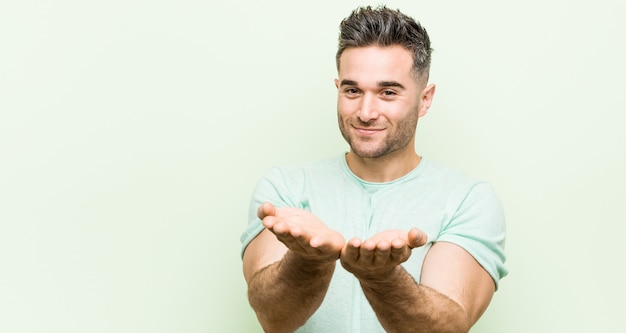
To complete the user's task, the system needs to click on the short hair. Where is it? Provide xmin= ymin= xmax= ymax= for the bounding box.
xmin=336 ymin=5 xmax=432 ymax=81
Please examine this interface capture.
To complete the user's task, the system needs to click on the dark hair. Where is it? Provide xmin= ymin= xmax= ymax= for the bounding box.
xmin=336 ymin=5 xmax=432 ymax=81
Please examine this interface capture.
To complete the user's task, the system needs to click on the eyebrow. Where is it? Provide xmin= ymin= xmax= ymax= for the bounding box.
xmin=378 ymin=81 xmax=405 ymax=89
xmin=339 ymin=79 xmax=406 ymax=90
xmin=339 ymin=79 xmax=358 ymax=87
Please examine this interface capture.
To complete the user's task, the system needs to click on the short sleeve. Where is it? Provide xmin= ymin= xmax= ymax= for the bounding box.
xmin=239 ymin=167 xmax=300 ymax=258
xmin=436 ymin=182 xmax=508 ymax=289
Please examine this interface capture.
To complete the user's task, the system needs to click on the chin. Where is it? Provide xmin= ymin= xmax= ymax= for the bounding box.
xmin=351 ymin=147 xmax=387 ymax=159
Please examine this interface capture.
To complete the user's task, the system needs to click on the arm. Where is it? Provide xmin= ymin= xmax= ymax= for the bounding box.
xmin=340 ymin=229 xmax=494 ymax=333
xmin=242 ymin=202 xmax=345 ymax=333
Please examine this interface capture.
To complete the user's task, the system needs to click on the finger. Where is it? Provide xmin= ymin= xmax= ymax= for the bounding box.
xmin=309 ymin=239 xmax=338 ymax=259
xmin=289 ymin=226 xmax=318 ymax=252
xmin=309 ymin=236 xmax=336 ymax=254
xmin=282 ymin=226 xmax=328 ymax=257
xmin=309 ymin=236 xmax=325 ymax=249
xmin=269 ymin=219 xmax=297 ymax=236
xmin=390 ymin=238 xmax=408 ymax=258
xmin=407 ymin=228 xmax=428 ymax=248
xmin=257 ymin=202 xmax=276 ymax=220
xmin=283 ymin=236 xmax=309 ymax=254
xmin=374 ymin=240 xmax=391 ymax=264
xmin=360 ymin=239 xmax=376 ymax=262
xmin=342 ymin=238 xmax=362 ymax=262
xmin=273 ymin=225 xmax=311 ymax=253
xmin=262 ymin=215 xmax=277 ymax=229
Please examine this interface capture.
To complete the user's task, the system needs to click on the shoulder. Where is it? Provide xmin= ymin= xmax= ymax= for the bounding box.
xmin=260 ymin=155 xmax=345 ymax=185
xmin=420 ymin=158 xmax=479 ymax=184
xmin=419 ymin=160 xmax=508 ymax=286
xmin=416 ymin=158 xmax=503 ymax=225
xmin=418 ymin=158 xmax=492 ymax=197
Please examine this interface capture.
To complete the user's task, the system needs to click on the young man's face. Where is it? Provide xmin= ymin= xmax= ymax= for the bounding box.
xmin=335 ymin=45 xmax=433 ymax=159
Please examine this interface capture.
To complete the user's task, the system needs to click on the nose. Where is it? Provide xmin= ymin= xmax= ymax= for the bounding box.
xmin=357 ymin=93 xmax=379 ymax=123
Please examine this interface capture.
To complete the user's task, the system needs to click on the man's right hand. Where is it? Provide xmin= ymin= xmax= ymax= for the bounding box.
xmin=257 ymin=202 xmax=345 ymax=262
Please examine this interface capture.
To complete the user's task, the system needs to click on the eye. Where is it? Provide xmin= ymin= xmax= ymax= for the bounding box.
xmin=344 ymin=88 xmax=361 ymax=97
xmin=381 ymin=90 xmax=397 ymax=98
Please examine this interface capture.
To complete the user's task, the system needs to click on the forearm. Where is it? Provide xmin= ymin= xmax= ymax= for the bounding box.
xmin=248 ymin=251 xmax=336 ymax=333
xmin=358 ymin=266 xmax=470 ymax=333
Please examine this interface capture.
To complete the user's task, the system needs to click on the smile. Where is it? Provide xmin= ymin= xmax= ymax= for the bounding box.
xmin=353 ymin=126 xmax=384 ymax=136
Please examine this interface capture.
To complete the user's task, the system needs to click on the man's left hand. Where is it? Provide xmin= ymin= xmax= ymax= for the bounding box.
xmin=340 ymin=228 xmax=427 ymax=280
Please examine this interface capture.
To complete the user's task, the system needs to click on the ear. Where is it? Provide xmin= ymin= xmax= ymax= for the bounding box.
xmin=334 ymin=78 xmax=339 ymax=89
xmin=418 ymin=83 xmax=436 ymax=118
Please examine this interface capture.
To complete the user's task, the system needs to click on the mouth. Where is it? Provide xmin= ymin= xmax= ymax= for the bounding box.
xmin=353 ymin=126 xmax=384 ymax=136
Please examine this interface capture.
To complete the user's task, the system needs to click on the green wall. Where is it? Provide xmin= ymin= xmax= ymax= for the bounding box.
xmin=1 ymin=0 xmax=625 ymax=332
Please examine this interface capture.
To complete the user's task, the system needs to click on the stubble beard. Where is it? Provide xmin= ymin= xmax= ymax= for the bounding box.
xmin=338 ymin=111 xmax=419 ymax=159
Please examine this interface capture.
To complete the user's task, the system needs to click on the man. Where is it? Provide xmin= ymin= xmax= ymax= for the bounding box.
xmin=241 ymin=5 xmax=507 ymax=333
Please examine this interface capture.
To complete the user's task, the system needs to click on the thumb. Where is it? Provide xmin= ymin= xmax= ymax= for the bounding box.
xmin=257 ymin=202 xmax=276 ymax=220
xmin=408 ymin=228 xmax=428 ymax=249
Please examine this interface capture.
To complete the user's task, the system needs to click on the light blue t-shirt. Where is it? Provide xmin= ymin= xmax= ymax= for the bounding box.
xmin=241 ymin=155 xmax=507 ymax=332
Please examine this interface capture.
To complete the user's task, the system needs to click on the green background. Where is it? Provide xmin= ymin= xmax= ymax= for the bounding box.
xmin=1 ymin=0 xmax=625 ymax=332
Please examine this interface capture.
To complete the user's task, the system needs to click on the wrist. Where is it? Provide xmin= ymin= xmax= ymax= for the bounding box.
xmin=357 ymin=265 xmax=406 ymax=287
xmin=282 ymin=250 xmax=338 ymax=274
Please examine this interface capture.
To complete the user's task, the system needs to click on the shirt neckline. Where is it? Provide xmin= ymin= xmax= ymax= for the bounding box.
xmin=340 ymin=153 xmax=428 ymax=190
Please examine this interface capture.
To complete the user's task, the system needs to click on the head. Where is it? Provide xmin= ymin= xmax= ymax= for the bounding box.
xmin=336 ymin=5 xmax=432 ymax=84
xmin=335 ymin=6 xmax=436 ymax=161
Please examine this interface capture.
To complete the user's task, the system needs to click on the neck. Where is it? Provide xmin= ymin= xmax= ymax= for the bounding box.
xmin=345 ymin=148 xmax=422 ymax=182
